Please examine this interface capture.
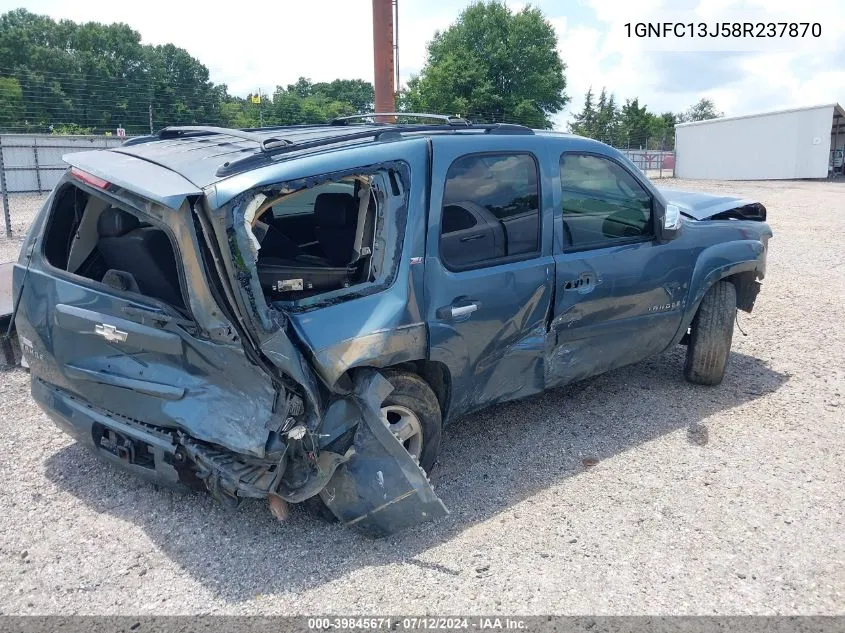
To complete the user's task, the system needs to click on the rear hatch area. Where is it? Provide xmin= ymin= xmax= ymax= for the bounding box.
xmin=12 ymin=147 xmax=448 ymax=536
xmin=14 ymin=158 xmax=281 ymax=462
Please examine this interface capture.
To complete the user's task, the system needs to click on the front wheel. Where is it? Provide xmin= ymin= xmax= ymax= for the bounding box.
xmin=684 ymin=280 xmax=737 ymax=385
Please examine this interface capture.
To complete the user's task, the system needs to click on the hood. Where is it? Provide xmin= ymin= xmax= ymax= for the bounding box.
xmin=658 ymin=188 xmax=767 ymax=222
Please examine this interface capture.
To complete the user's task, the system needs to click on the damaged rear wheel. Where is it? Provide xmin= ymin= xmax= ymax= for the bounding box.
xmin=380 ymin=370 xmax=442 ymax=474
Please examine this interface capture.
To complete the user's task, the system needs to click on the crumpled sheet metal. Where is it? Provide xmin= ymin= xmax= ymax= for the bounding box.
xmin=320 ymin=369 xmax=449 ymax=537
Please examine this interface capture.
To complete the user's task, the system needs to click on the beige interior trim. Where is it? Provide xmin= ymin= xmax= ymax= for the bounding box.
xmin=66 ymin=195 xmax=110 ymax=273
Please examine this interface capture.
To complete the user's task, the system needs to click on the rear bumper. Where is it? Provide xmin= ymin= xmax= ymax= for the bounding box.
xmin=31 ymin=371 xmax=449 ymax=536
xmin=32 ymin=377 xmax=191 ymax=491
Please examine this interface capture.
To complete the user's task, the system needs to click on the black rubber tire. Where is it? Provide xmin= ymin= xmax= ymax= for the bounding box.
xmin=684 ymin=280 xmax=737 ymax=385
xmin=303 ymin=370 xmax=442 ymax=522
xmin=380 ymin=370 xmax=443 ymax=474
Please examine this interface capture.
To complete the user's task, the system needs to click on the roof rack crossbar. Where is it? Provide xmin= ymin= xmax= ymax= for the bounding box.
xmin=331 ymin=112 xmax=470 ymax=126
xmin=158 ymin=126 xmax=293 ymax=152
xmin=215 ymin=122 xmax=534 ymax=177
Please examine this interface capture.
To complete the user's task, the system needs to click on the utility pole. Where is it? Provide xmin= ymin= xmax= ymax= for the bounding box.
xmin=393 ymin=0 xmax=399 ymax=90
xmin=372 ymin=0 xmax=396 ymax=121
xmin=148 ymin=104 xmax=153 ymax=135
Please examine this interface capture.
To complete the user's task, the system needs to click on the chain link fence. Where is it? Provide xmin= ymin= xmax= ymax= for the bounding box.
xmin=0 ymin=134 xmax=126 ymax=260
xmin=620 ymin=148 xmax=676 ymax=179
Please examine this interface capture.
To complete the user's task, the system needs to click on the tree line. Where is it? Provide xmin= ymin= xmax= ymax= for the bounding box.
xmin=569 ymin=87 xmax=723 ymax=150
xmin=0 ymin=9 xmax=375 ymax=134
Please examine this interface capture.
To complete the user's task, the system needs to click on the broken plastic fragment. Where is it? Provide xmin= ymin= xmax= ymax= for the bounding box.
xmin=242 ymin=193 xmax=267 ymax=258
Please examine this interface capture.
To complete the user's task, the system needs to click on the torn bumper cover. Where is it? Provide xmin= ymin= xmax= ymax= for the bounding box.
xmin=319 ymin=370 xmax=448 ymax=537
xmin=35 ymin=368 xmax=447 ymax=536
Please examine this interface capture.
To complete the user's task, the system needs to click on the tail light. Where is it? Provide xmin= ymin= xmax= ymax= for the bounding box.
xmin=70 ymin=167 xmax=110 ymax=190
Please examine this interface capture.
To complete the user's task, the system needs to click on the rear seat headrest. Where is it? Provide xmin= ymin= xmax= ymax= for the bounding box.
xmin=314 ymin=192 xmax=356 ymax=228
xmin=98 ymin=207 xmax=141 ymax=238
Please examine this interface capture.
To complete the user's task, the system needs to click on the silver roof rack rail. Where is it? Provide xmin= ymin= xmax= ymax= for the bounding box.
xmin=158 ymin=126 xmax=294 ymax=152
xmin=330 ymin=113 xmax=471 ymax=126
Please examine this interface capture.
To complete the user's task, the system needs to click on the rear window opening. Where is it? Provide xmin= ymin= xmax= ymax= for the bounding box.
xmin=43 ymin=183 xmax=187 ymax=310
xmin=248 ymin=175 xmax=381 ymax=302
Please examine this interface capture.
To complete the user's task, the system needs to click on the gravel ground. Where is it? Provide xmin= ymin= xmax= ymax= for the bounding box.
xmin=1 ymin=179 xmax=843 ymax=615
xmin=0 ymin=194 xmax=43 ymax=263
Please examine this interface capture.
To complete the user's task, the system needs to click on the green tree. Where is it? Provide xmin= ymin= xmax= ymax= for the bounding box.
xmin=0 ymin=9 xmax=155 ymax=132
xmin=570 ymin=87 xmax=597 ymax=137
xmin=401 ymin=1 xmax=568 ymax=128
xmin=0 ymin=9 xmax=375 ymax=133
xmin=619 ymin=98 xmax=652 ymax=148
xmin=0 ymin=9 xmax=228 ymax=132
xmin=220 ymin=98 xmax=261 ymax=129
xmin=0 ymin=76 xmax=23 ymax=127
xmin=679 ymin=98 xmax=723 ymax=122
xmin=147 ymin=43 xmax=224 ymax=128
xmin=312 ymin=79 xmax=374 ymax=112
xmin=645 ymin=111 xmax=678 ymax=149
xmin=595 ymin=88 xmax=619 ymax=144
xmin=570 ymin=85 xmax=684 ymax=149
xmin=268 ymin=78 xmax=366 ymax=125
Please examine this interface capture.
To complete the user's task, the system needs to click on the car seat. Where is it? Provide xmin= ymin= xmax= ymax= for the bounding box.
xmin=314 ymin=192 xmax=357 ymax=266
xmin=96 ymin=207 xmax=184 ymax=307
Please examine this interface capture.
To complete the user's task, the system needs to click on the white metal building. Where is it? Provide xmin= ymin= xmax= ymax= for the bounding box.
xmin=675 ymin=103 xmax=845 ymax=180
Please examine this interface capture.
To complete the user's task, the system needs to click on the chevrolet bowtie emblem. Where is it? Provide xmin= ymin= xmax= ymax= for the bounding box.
xmin=95 ymin=323 xmax=128 ymax=343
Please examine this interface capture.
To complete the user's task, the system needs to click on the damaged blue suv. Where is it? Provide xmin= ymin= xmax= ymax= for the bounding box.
xmin=10 ymin=114 xmax=772 ymax=536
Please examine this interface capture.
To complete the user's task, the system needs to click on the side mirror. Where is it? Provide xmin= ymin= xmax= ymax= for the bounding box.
xmin=656 ymin=202 xmax=683 ymax=242
xmin=664 ymin=203 xmax=682 ymax=230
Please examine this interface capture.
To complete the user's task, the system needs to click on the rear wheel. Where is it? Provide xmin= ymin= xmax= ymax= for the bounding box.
xmin=379 ymin=370 xmax=442 ymax=473
xmin=684 ymin=281 xmax=737 ymax=385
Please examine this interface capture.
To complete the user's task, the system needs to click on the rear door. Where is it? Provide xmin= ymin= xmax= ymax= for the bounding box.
xmin=15 ymin=165 xmax=279 ymax=457
xmin=547 ymin=150 xmax=691 ymax=386
xmin=424 ymin=135 xmax=555 ymax=418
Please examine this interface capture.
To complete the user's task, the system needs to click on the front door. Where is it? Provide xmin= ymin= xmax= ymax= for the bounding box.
xmin=547 ymin=151 xmax=691 ymax=386
xmin=424 ymin=136 xmax=555 ymax=419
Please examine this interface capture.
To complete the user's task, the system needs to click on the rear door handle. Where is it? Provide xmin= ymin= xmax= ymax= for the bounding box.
xmin=460 ymin=233 xmax=485 ymax=243
xmin=436 ymin=302 xmax=480 ymax=320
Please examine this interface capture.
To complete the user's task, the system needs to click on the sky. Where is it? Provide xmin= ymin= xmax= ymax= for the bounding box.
xmin=3 ymin=0 xmax=844 ymax=129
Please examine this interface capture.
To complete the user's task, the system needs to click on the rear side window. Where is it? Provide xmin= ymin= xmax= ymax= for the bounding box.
xmin=439 ymin=153 xmax=540 ymax=269
xmin=559 ymin=153 xmax=653 ymax=250
xmin=43 ymin=185 xmax=90 ymax=271
xmin=42 ymin=183 xmax=186 ymax=309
